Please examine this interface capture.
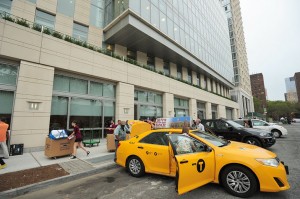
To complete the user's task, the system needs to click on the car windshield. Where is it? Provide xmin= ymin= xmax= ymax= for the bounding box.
xmin=191 ymin=131 xmax=228 ymax=147
xmin=227 ymin=120 xmax=244 ymax=128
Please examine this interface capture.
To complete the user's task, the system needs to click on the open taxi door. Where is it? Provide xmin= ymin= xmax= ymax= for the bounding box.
xmin=167 ymin=134 xmax=215 ymax=195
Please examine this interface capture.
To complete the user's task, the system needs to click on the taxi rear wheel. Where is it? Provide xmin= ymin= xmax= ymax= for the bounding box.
xmin=221 ymin=165 xmax=258 ymax=198
xmin=126 ymin=156 xmax=145 ymax=177
xmin=244 ymin=137 xmax=262 ymax=147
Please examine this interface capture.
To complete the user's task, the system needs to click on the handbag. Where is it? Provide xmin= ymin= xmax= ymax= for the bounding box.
xmin=49 ymin=130 xmax=68 ymax=140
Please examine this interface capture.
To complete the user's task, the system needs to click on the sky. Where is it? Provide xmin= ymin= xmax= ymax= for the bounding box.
xmin=239 ymin=0 xmax=300 ymax=101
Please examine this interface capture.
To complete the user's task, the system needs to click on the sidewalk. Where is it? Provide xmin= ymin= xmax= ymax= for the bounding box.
xmin=0 ymin=138 xmax=116 ymax=198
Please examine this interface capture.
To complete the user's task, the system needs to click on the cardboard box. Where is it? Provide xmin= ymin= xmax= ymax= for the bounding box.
xmin=106 ymin=134 xmax=130 ymax=152
xmin=44 ymin=137 xmax=75 ymax=158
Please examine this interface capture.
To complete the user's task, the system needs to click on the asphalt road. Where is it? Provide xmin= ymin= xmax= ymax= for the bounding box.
xmin=15 ymin=123 xmax=300 ymax=199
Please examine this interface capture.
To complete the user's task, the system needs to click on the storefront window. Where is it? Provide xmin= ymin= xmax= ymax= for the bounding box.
xmin=174 ymin=97 xmax=189 ymax=117
xmin=50 ymin=96 xmax=68 ymax=130
xmin=0 ymin=63 xmax=17 ymax=86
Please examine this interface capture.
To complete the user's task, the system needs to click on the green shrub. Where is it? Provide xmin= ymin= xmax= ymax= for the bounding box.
xmin=88 ymin=45 xmax=94 ymax=50
xmin=16 ymin=18 xmax=30 ymax=27
xmin=52 ymin=31 xmax=63 ymax=39
xmin=43 ymin=28 xmax=51 ymax=35
xmin=82 ymin=42 xmax=88 ymax=48
xmin=3 ymin=14 xmax=15 ymax=22
xmin=32 ymin=23 xmax=42 ymax=32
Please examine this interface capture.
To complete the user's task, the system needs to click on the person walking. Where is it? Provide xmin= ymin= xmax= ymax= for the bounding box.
xmin=0 ymin=118 xmax=9 ymax=169
xmin=69 ymin=121 xmax=90 ymax=159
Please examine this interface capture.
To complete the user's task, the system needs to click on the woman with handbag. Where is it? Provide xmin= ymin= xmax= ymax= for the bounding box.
xmin=69 ymin=121 xmax=90 ymax=159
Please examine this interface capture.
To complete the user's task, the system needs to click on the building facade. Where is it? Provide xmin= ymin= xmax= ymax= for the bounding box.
xmin=220 ymin=0 xmax=254 ymax=118
xmin=294 ymin=72 xmax=300 ymax=102
xmin=250 ymin=73 xmax=267 ymax=111
xmin=284 ymin=76 xmax=298 ymax=102
xmin=0 ymin=0 xmax=239 ymax=151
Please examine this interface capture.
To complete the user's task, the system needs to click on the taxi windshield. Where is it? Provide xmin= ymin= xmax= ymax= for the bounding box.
xmin=191 ymin=131 xmax=228 ymax=147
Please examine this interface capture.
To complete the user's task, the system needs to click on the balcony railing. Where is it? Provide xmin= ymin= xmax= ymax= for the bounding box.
xmin=0 ymin=11 xmax=233 ymax=101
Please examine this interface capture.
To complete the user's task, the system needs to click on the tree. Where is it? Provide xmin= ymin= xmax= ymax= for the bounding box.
xmin=267 ymin=101 xmax=299 ymax=121
xmin=253 ymin=97 xmax=263 ymax=114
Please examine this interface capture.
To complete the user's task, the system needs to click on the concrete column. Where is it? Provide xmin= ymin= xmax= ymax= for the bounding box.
xmin=207 ymin=77 xmax=211 ymax=91
xmin=212 ymin=80 xmax=216 ymax=93
xmin=205 ymin=102 xmax=212 ymax=119
xmin=192 ymin=71 xmax=197 ymax=86
xmin=115 ymin=82 xmax=134 ymax=121
xmin=88 ymin=26 xmax=103 ymax=47
xmin=182 ymin=66 xmax=188 ymax=81
xmin=189 ymin=98 xmax=197 ymax=120
xmin=137 ymin=51 xmax=147 ymax=65
xmin=55 ymin=14 xmax=73 ymax=36
xmin=114 ymin=44 xmax=127 ymax=57
xmin=170 ymin=62 xmax=177 ymax=78
xmin=74 ymin=0 xmax=90 ymax=25
xmin=11 ymin=61 xmax=54 ymax=150
xmin=217 ymin=105 xmax=226 ymax=119
xmin=155 ymin=57 xmax=163 ymax=73
xmin=232 ymin=108 xmax=238 ymax=120
xmin=200 ymin=74 xmax=205 ymax=89
xmin=163 ymin=93 xmax=174 ymax=117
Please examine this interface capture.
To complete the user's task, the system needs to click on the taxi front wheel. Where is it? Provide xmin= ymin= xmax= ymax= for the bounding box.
xmin=126 ymin=156 xmax=145 ymax=177
xmin=221 ymin=165 xmax=258 ymax=198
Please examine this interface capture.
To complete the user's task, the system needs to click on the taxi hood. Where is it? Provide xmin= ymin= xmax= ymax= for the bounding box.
xmin=223 ymin=141 xmax=276 ymax=158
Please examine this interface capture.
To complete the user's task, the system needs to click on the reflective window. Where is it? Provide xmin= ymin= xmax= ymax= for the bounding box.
xmin=0 ymin=90 xmax=14 ymax=125
xmin=174 ymin=97 xmax=189 ymax=117
xmin=0 ymin=63 xmax=18 ymax=86
xmin=90 ymin=0 xmax=105 ymax=28
xmin=35 ymin=10 xmax=55 ymax=29
xmin=57 ymin=0 xmax=75 ymax=17
xmin=50 ymin=96 xmax=68 ymax=130
xmin=0 ymin=0 xmax=12 ymax=13
xmin=163 ymin=61 xmax=170 ymax=76
xmin=27 ymin=0 xmax=36 ymax=4
xmin=139 ymin=132 xmax=168 ymax=146
xmin=177 ymin=65 xmax=182 ymax=80
xmin=73 ymin=23 xmax=88 ymax=42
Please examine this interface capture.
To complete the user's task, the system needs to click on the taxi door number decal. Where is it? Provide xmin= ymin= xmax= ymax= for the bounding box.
xmin=197 ymin=159 xmax=205 ymax=173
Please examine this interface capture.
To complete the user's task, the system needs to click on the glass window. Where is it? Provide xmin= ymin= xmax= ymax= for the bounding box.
xmin=0 ymin=90 xmax=14 ymax=115
xmin=151 ymin=4 xmax=159 ymax=28
xmin=70 ymin=78 xmax=88 ymax=94
xmin=27 ymin=0 xmax=36 ymax=4
xmin=148 ymin=92 xmax=155 ymax=103
xmin=137 ymin=91 xmax=147 ymax=102
xmin=73 ymin=23 xmax=88 ymax=42
xmin=90 ymin=0 xmax=105 ymax=28
xmin=147 ymin=55 xmax=155 ymax=71
xmin=0 ymin=0 xmax=12 ymax=13
xmin=90 ymin=81 xmax=103 ymax=96
xmin=139 ymin=132 xmax=168 ymax=146
xmin=177 ymin=65 xmax=182 ymax=80
xmin=35 ymin=10 xmax=55 ymax=29
xmin=140 ymin=105 xmax=157 ymax=118
xmin=0 ymin=63 xmax=17 ymax=86
xmin=129 ymin=0 xmax=141 ymax=14
xmin=50 ymin=96 xmax=68 ymax=130
xmin=196 ymin=73 xmax=200 ymax=86
xmin=57 ymin=0 xmax=75 ymax=17
xmin=160 ymin=12 xmax=167 ymax=33
xmin=174 ymin=109 xmax=188 ymax=117
xmin=188 ymin=69 xmax=192 ymax=84
xmin=163 ymin=61 xmax=170 ymax=76
xmin=53 ymin=75 xmax=70 ymax=92
xmin=169 ymin=134 xmax=206 ymax=155
xmin=155 ymin=94 xmax=162 ymax=105
xmin=70 ymin=98 xmax=102 ymax=128
xmin=103 ymin=84 xmax=115 ymax=98
xmin=141 ymin=0 xmax=150 ymax=22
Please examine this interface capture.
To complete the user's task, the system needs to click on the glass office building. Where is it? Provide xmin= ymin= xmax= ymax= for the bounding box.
xmin=0 ymin=0 xmax=239 ymax=151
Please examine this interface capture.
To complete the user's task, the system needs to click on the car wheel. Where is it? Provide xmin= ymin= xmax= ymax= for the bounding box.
xmin=221 ymin=165 xmax=258 ymax=198
xmin=272 ymin=130 xmax=281 ymax=138
xmin=245 ymin=137 xmax=262 ymax=147
xmin=126 ymin=156 xmax=145 ymax=177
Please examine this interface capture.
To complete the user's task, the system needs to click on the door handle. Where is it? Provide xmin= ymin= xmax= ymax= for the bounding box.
xmin=192 ymin=163 xmax=196 ymax=166
xmin=137 ymin=146 xmax=144 ymax=149
xmin=180 ymin=160 xmax=188 ymax=164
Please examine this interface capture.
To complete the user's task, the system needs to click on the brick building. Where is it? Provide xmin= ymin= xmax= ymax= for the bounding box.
xmin=250 ymin=73 xmax=267 ymax=111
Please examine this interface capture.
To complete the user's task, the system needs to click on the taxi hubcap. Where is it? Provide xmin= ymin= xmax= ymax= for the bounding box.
xmin=227 ymin=171 xmax=250 ymax=193
xmin=129 ymin=159 xmax=141 ymax=174
xmin=247 ymin=140 xmax=256 ymax=145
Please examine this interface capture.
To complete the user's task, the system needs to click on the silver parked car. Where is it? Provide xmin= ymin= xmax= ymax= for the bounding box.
xmin=234 ymin=119 xmax=288 ymax=138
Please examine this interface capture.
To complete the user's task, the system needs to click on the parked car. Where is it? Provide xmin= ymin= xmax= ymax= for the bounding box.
xmin=116 ymin=128 xmax=289 ymax=198
xmin=234 ymin=119 xmax=288 ymax=138
xmin=201 ymin=119 xmax=276 ymax=148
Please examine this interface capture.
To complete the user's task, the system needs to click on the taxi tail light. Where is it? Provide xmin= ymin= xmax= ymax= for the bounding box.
xmin=117 ymin=143 xmax=121 ymax=148
xmin=274 ymin=177 xmax=284 ymax=187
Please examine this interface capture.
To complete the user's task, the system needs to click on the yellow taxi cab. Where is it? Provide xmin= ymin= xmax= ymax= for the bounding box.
xmin=115 ymin=127 xmax=290 ymax=197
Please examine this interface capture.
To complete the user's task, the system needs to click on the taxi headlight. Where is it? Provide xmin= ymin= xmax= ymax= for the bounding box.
xmin=256 ymin=158 xmax=279 ymax=167
xmin=259 ymin=132 xmax=268 ymax=136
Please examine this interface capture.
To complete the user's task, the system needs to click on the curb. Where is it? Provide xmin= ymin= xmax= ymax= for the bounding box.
xmin=0 ymin=161 xmax=118 ymax=198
